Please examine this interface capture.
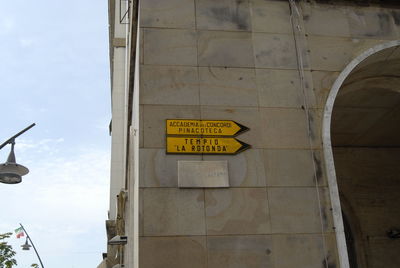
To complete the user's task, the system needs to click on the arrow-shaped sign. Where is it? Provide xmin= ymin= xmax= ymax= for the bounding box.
xmin=166 ymin=136 xmax=250 ymax=155
xmin=166 ymin=119 xmax=249 ymax=137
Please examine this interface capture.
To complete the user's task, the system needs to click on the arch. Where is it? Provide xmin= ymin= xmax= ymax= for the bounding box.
xmin=340 ymin=194 xmax=368 ymax=268
xmin=322 ymin=40 xmax=400 ymax=268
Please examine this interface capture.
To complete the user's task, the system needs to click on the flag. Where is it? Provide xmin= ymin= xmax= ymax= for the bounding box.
xmin=15 ymin=227 xmax=24 ymax=238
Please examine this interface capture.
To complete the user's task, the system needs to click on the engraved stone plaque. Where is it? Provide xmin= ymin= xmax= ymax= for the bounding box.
xmin=178 ymin=160 xmax=229 ymax=188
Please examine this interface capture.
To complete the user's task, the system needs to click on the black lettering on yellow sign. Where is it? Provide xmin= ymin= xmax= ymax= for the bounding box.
xmin=166 ymin=137 xmax=250 ymax=155
xmin=166 ymin=119 xmax=249 ymax=137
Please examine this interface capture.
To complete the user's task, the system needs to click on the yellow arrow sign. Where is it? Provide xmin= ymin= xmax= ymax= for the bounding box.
xmin=166 ymin=119 xmax=249 ymax=137
xmin=166 ymin=137 xmax=250 ymax=155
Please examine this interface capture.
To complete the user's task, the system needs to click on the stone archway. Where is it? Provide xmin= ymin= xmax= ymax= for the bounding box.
xmin=323 ymin=41 xmax=400 ymax=268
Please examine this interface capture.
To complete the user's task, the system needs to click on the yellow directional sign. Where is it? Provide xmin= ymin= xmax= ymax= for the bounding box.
xmin=166 ymin=119 xmax=249 ymax=137
xmin=166 ymin=137 xmax=250 ymax=155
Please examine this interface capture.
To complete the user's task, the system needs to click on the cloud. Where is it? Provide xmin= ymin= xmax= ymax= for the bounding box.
xmin=94 ymin=116 xmax=111 ymax=132
xmin=14 ymin=138 xmax=65 ymax=155
xmin=19 ymin=38 xmax=34 ymax=48
xmin=0 ymin=141 xmax=110 ymax=267
xmin=0 ymin=17 xmax=15 ymax=35
xmin=31 ymin=149 xmax=110 ymax=217
xmin=23 ymin=146 xmax=110 ymax=218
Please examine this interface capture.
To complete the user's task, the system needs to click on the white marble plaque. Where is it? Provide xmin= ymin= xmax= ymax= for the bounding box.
xmin=178 ymin=160 xmax=229 ymax=188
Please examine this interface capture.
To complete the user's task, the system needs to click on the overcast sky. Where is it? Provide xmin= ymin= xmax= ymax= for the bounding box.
xmin=0 ymin=0 xmax=111 ymax=267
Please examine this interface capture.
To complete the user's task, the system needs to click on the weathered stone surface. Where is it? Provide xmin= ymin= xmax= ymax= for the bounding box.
xmin=142 ymin=105 xmax=200 ymax=148
xmin=139 ymin=105 xmax=144 ymax=147
xmin=260 ymin=108 xmax=316 ymax=149
xmin=256 ymin=69 xmax=305 ymax=108
xmin=178 ymin=160 xmax=229 ymax=188
xmin=302 ymin=3 xmax=350 ymax=37
xmin=307 ymin=36 xmax=384 ymax=71
xmin=140 ymin=236 xmax=207 ymax=268
xmin=198 ymin=30 xmax=254 ymax=67
xmin=251 ymin=0 xmax=292 ymax=34
xmin=201 ymin=106 xmax=263 ymax=148
xmin=143 ymin=28 xmax=197 ymax=66
xmin=140 ymin=0 xmax=195 ymax=29
xmin=392 ymin=10 xmax=400 ymax=39
xmin=139 ymin=149 xmax=266 ymax=188
xmin=199 ymin=67 xmax=258 ymax=106
xmin=143 ymin=188 xmax=206 ymax=236
xmin=130 ymin=1 xmax=400 ymax=268
xmin=310 ymin=70 xmax=340 ymax=108
xmin=307 ymin=36 xmax=352 ymax=71
xmin=301 ymin=71 xmax=317 ymax=108
xmin=139 ymin=149 xmax=202 ymax=187
xmin=318 ymin=187 xmax=334 ymax=233
xmin=348 ymin=7 xmax=398 ymax=40
xmin=140 ymin=29 xmax=144 ymax=64
xmin=203 ymin=149 xmax=266 ymax=187
xmin=205 ymin=188 xmax=270 ymax=235
xmin=264 ymin=149 xmax=326 ymax=187
xmin=207 ymin=235 xmax=274 ymax=268
xmin=139 ymin=188 xmax=144 ymax=236
xmin=196 ymin=0 xmax=252 ymax=31
xmin=273 ymin=234 xmax=338 ymax=268
xmin=307 ymin=108 xmax=323 ymax=148
xmin=253 ymin=33 xmax=299 ymax=69
xmin=140 ymin=65 xmax=199 ymax=105
xmin=268 ymin=187 xmax=322 ymax=233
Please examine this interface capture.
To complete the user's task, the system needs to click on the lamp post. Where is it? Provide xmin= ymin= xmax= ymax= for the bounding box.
xmin=0 ymin=123 xmax=35 ymax=184
xmin=19 ymin=223 xmax=45 ymax=268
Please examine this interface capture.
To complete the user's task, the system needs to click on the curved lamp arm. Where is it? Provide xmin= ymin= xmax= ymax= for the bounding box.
xmin=19 ymin=223 xmax=45 ymax=268
xmin=0 ymin=123 xmax=36 ymax=151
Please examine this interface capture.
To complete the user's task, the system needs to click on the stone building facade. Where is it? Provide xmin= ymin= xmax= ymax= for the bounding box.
xmin=103 ymin=0 xmax=400 ymax=268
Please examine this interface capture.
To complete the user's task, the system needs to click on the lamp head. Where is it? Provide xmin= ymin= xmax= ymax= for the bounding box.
xmin=0 ymin=173 xmax=22 ymax=184
xmin=21 ymin=239 xmax=31 ymax=250
xmin=0 ymin=143 xmax=29 ymax=184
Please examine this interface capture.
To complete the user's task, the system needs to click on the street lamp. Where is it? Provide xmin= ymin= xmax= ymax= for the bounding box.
xmin=21 ymin=238 xmax=32 ymax=250
xmin=0 ymin=123 xmax=35 ymax=184
xmin=19 ymin=223 xmax=44 ymax=268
